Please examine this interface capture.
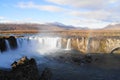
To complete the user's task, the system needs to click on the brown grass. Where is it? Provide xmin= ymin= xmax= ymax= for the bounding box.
xmin=0 ymin=30 xmax=120 ymax=37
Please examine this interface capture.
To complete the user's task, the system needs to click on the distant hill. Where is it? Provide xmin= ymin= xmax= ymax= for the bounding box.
xmin=103 ymin=24 xmax=120 ymax=30
xmin=46 ymin=22 xmax=76 ymax=30
xmin=0 ymin=23 xmax=86 ymax=31
xmin=0 ymin=23 xmax=65 ymax=31
xmin=1 ymin=23 xmax=120 ymax=31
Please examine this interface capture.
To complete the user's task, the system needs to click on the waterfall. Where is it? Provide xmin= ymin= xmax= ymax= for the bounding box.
xmin=66 ymin=38 xmax=71 ymax=50
xmin=5 ymin=40 xmax=10 ymax=51
xmin=87 ymin=37 xmax=91 ymax=53
xmin=15 ymin=36 xmax=63 ymax=53
xmin=1 ymin=36 xmax=72 ymax=54
xmin=16 ymin=38 xmax=23 ymax=48
xmin=56 ymin=39 xmax=61 ymax=48
xmin=77 ymin=38 xmax=79 ymax=49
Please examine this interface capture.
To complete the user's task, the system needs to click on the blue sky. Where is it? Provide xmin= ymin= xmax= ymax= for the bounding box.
xmin=0 ymin=0 xmax=120 ymax=29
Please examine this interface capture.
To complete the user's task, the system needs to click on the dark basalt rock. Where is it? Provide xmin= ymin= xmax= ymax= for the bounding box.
xmin=71 ymin=57 xmax=82 ymax=65
xmin=0 ymin=38 xmax=7 ymax=52
xmin=0 ymin=56 xmax=52 ymax=80
xmin=8 ymin=36 xmax=17 ymax=50
xmin=72 ymin=54 xmax=93 ymax=64
xmin=67 ymin=54 xmax=93 ymax=65
xmin=84 ymin=54 xmax=93 ymax=63
xmin=11 ymin=56 xmax=40 ymax=80
xmin=40 ymin=68 xmax=52 ymax=80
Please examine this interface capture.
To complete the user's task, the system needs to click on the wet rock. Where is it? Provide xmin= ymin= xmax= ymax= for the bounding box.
xmin=0 ymin=38 xmax=7 ymax=52
xmin=71 ymin=57 xmax=82 ymax=64
xmin=40 ymin=68 xmax=52 ymax=80
xmin=0 ymin=57 xmax=40 ymax=80
xmin=0 ymin=56 xmax=52 ymax=80
xmin=11 ymin=57 xmax=40 ymax=80
xmin=84 ymin=54 xmax=93 ymax=63
xmin=8 ymin=36 xmax=17 ymax=50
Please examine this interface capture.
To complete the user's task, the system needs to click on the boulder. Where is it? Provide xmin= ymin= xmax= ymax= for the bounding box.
xmin=0 ymin=56 xmax=52 ymax=80
xmin=40 ymin=68 xmax=52 ymax=80
xmin=0 ymin=57 xmax=38 ymax=80
xmin=11 ymin=57 xmax=40 ymax=80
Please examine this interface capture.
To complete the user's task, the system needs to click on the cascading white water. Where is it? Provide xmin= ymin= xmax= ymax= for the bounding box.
xmin=0 ymin=36 xmax=72 ymax=68
xmin=16 ymin=36 xmax=63 ymax=54
xmin=77 ymin=38 xmax=79 ymax=49
xmin=5 ymin=40 xmax=10 ymax=51
xmin=56 ymin=39 xmax=61 ymax=48
xmin=87 ymin=37 xmax=90 ymax=53
xmin=66 ymin=38 xmax=71 ymax=50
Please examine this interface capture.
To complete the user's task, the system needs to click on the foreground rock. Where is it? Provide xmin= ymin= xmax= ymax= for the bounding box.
xmin=0 ymin=56 xmax=52 ymax=80
xmin=40 ymin=68 xmax=52 ymax=80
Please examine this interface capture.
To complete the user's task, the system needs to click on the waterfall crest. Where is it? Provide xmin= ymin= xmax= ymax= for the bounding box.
xmin=1 ymin=36 xmax=73 ymax=54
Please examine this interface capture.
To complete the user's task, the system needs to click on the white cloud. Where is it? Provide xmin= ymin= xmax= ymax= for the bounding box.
xmin=68 ymin=18 xmax=111 ymax=29
xmin=12 ymin=0 xmax=120 ymax=28
xmin=0 ymin=20 xmax=14 ymax=23
xmin=0 ymin=18 xmax=43 ymax=24
xmin=17 ymin=1 xmax=65 ymax=12
xmin=46 ymin=0 xmax=120 ymax=23
xmin=70 ymin=10 xmax=110 ymax=19
xmin=37 ymin=5 xmax=64 ymax=12
xmin=46 ymin=0 xmax=118 ymax=9
xmin=0 ymin=16 xmax=5 ymax=20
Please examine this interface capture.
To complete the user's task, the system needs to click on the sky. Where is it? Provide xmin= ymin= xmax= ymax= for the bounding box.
xmin=0 ymin=0 xmax=120 ymax=29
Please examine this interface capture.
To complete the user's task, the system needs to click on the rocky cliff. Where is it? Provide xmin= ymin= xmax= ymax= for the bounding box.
xmin=61 ymin=36 xmax=120 ymax=53
xmin=0 ymin=36 xmax=17 ymax=53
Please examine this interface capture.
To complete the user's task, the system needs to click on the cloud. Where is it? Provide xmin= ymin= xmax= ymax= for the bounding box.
xmin=46 ymin=0 xmax=120 ymax=23
xmin=68 ymin=18 xmax=111 ymax=29
xmin=11 ymin=0 xmax=120 ymax=28
xmin=69 ymin=10 xmax=111 ymax=20
xmin=0 ymin=16 xmax=5 ymax=20
xmin=0 ymin=20 xmax=14 ymax=23
xmin=17 ymin=1 xmax=65 ymax=12
xmin=70 ymin=10 xmax=120 ymax=23
xmin=46 ymin=0 xmax=119 ymax=9
xmin=0 ymin=18 xmax=43 ymax=24
xmin=0 ymin=16 xmax=13 ymax=23
xmin=47 ymin=0 xmax=102 ymax=8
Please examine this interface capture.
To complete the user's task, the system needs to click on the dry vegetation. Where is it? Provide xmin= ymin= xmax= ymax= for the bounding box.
xmin=41 ymin=30 xmax=120 ymax=37
xmin=1 ymin=30 xmax=120 ymax=37
xmin=0 ymin=23 xmax=120 ymax=37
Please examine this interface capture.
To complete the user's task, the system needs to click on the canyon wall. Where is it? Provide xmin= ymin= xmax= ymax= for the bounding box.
xmin=61 ymin=36 xmax=120 ymax=53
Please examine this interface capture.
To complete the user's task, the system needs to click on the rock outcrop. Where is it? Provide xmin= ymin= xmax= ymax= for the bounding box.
xmin=61 ymin=36 xmax=120 ymax=54
xmin=8 ymin=36 xmax=17 ymax=50
xmin=40 ymin=68 xmax=52 ymax=80
xmin=0 ymin=56 xmax=52 ymax=80
xmin=0 ymin=36 xmax=18 ymax=53
xmin=0 ymin=38 xmax=7 ymax=52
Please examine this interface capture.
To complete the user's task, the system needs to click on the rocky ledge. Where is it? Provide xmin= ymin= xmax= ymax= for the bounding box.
xmin=0 ymin=56 xmax=52 ymax=80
